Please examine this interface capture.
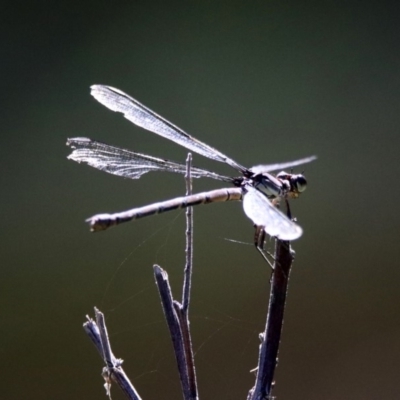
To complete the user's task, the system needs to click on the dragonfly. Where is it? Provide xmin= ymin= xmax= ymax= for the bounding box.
xmin=67 ymin=85 xmax=316 ymax=255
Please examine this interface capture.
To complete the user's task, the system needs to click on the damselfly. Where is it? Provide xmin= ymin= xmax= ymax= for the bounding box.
xmin=67 ymin=85 xmax=316 ymax=254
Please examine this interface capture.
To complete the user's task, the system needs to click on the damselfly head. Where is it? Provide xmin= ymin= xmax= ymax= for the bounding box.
xmin=276 ymin=172 xmax=308 ymax=195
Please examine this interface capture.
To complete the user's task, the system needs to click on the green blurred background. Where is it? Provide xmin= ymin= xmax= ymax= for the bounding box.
xmin=2 ymin=1 xmax=399 ymax=399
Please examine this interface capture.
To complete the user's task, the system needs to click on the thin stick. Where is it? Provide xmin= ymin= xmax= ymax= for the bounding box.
xmin=248 ymin=239 xmax=294 ymax=400
xmin=153 ymin=266 xmax=191 ymax=398
xmin=83 ymin=308 xmax=141 ymax=400
xmin=182 ymin=153 xmax=194 ymax=311
xmin=153 ymin=153 xmax=198 ymax=400
xmin=178 ymin=153 xmax=198 ymax=398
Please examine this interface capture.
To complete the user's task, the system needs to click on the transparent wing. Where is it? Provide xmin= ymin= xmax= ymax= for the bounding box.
xmin=242 ymin=185 xmax=303 ymax=240
xmin=90 ymin=85 xmax=247 ymax=174
xmin=250 ymin=155 xmax=317 ymax=174
xmin=67 ymin=137 xmax=232 ymax=181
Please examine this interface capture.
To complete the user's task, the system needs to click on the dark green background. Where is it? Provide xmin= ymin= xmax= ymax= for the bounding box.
xmin=2 ymin=1 xmax=399 ymax=399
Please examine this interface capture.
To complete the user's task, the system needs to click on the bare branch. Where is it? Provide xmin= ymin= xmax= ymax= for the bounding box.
xmin=83 ymin=308 xmax=141 ymax=400
xmin=153 ymin=265 xmax=194 ymax=399
xmin=248 ymin=239 xmax=294 ymax=400
xmin=182 ymin=152 xmax=194 ymax=311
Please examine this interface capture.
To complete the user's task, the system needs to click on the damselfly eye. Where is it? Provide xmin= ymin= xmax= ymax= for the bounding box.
xmin=293 ymin=175 xmax=307 ymax=193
